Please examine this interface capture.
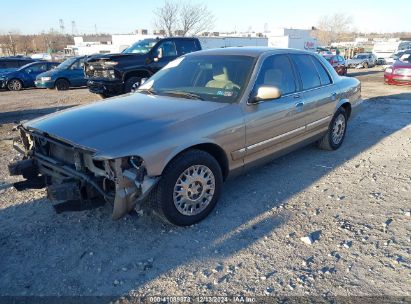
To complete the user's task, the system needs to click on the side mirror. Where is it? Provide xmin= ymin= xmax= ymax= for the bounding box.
xmin=249 ymin=86 xmax=282 ymax=104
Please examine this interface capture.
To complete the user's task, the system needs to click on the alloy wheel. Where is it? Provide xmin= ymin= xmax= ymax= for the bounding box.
xmin=173 ymin=165 xmax=216 ymax=216
xmin=332 ymin=114 xmax=346 ymax=145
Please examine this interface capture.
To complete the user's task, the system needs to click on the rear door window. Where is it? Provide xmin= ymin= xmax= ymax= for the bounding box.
xmin=291 ymin=54 xmax=321 ymax=90
xmin=310 ymin=56 xmax=332 ymax=86
xmin=176 ymin=40 xmax=199 ymax=55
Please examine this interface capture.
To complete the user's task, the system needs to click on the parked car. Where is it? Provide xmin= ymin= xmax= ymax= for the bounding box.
xmin=35 ymin=56 xmax=88 ymax=90
xmin=9 ymin=48 xmax=362 ymax=226
xmin=385 ymin=50 xmax=411 ymax=65
xmin=0 ymin=57 xmax=37 ymax=75
xmin=0 ymin=61 xmax=59 ymax=91
xmin=346 ymin=53 xmax=377 ymax=68
xmin=324 ymin=55 xmax=347 ymax=76
xmin=84 ymin=37 xmax=202 ymax=97
xmin=384 ymin=53 xmax=411 ymax=85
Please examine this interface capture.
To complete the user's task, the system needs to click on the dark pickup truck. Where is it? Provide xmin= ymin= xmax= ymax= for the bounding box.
xmin=84 ymin=37 xmax=201 ymax=97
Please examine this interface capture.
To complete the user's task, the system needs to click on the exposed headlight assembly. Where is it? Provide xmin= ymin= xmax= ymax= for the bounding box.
xmin=385 ymin=67 xmax=393 ymax=74
xmin=104 ymin=61 xmax=118 ymax=66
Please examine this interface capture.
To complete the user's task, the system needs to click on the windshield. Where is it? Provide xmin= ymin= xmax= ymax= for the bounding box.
xmin=353 ymin=54 xmax=368 ymax=59
xmin=18 ymin=62 xmax=36 ymax=71
xmin=122 ymin=39 xmax=158 ymax=54
xmin=138 ymin=55 xmax=256 ymax=104
xmin=56 ymin=57 xmax=78 ymax=69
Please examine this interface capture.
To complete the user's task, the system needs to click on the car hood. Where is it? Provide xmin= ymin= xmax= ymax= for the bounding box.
xmin=0 ymin=69 xmax=17 ymax=77
xmin=87 ymin=53 xmax=144 ymax=62
xmin=392 ymin=61 xmax=411 ymax=68
xmin=23 ymin=93 xmax=228 ymax=156
xmin=36 ymin=69 xmax=60 ymax=79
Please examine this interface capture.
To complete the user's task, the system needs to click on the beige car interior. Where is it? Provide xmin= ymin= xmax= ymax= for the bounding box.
xmin=206 ymin=65 xmax=239 ymax=89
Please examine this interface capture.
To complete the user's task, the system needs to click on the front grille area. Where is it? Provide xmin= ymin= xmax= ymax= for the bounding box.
xmin=49 ymin=143 xmax=75 ymax=164
xmin=84 ymin=62 xmax=118 ymax=80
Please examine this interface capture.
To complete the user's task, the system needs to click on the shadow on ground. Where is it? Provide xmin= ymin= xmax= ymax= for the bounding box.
xmin=348 ymin=69 xmax=383 ymax=77
xmin=0 ymin=106 xmax=74 ymax=125
xmin=0 ymin=94 xmax=410 ymax=296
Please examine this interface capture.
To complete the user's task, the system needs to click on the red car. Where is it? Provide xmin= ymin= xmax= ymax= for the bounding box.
xmin=324 ymin=55 xmax=348 ymax=76
xmin=384 ymin=54 xmax=411 ymax=85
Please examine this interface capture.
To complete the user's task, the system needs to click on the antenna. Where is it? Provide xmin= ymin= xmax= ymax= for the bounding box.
xmin=59 ymin=19 xmax=65 ymax=34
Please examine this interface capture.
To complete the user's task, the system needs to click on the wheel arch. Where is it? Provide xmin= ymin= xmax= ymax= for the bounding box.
xmin=336 ymin=99 xmax=352 ymax=120
xmin=160 ymin=142 xmax=230 ymax=181
xmin=55 ymin=77 xmax=71 ymax=85
xmin=7 ymin=78 xmax=24 ymax=88
xmin=123 ymin=69 xmax=152 ymax=82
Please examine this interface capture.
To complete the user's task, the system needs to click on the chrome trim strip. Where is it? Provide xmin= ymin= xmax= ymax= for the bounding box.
xmin=247 ymin=126 xmax=306 ymax=151
xmin=307 ymin=115 xmax=332 ymax=129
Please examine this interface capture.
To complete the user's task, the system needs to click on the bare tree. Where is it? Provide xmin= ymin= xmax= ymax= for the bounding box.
xmin=153 ymin=0 xmax=215 ymax=37
xmin=154 ymin=0 xmax=180 ymax=37
xmin=179 ymin=2 xmax=215 ymax=36
xmin=315 ymin=13 xmax=353 ymax=45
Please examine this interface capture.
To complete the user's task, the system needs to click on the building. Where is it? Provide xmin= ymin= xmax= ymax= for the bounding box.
xmin=65 ymin=33 xmax=160 ymax=56
xmin=266 ymin=28 xmax=317 ymax=52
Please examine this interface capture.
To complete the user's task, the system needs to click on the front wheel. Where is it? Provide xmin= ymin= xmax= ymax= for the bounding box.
xmin=318 ymin=108 xmax=347 ymax=151
xmin=153 ymin=150 xmax=223 ymax=226
xmin=7 ymin=79 xmax=23 ymax=91
xmin=124 ymin=77 xmax=141 ymax=93
xmin=363 ymin=62 xmax=369 ymax=69
xmin=55 ymin=79 xmax=70 ymax=91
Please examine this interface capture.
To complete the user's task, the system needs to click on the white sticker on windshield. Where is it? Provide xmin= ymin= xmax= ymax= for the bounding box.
xmin=163 ymin=57 xmax=185 ymax=70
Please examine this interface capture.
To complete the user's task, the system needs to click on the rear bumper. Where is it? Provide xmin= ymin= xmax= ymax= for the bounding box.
xmin=35 ymin=80 xmax=55 ymax=89
xmin=87 ymin=79 xmax=124 ymax=96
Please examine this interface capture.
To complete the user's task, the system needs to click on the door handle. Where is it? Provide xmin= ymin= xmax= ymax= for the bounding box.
xmin=295 ymin=102 xmax=304 ymax=112
xmin=294 ymin=94 xmax=301 ymax=99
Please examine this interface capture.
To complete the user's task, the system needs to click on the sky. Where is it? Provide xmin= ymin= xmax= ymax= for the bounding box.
xmin=0 ymin=0 xmax=409 ymax=35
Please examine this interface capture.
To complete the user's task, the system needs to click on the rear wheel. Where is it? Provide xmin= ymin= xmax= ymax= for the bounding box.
xmin=124 ymin=77 xmax=141 ymax=93
xmin=55 ymin=79 xmax=70 ymax=91
xmin=318 ymin=108 xmax=347 ymax=151
xmin=7 ymin=79 xmax=22 ymax=91
xmin=153 ymin=150 xmax=223 ymax=226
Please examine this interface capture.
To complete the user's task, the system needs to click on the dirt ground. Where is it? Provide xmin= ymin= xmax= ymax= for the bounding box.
xmin=0 ymin=68 xmax=410 ymax=298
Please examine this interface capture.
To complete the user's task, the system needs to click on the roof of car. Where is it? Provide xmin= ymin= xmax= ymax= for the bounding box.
xmin=0 ymin=57 xmax=34 ymax=61
xmin=188 ymin=47 xmax=315 ymax=57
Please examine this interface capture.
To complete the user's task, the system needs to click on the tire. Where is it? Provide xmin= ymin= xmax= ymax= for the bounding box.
xmin=124 ymin=76 xmax=141 ymax=93
xmin=7 ymin=79 xmax=23 ymax=91
xmin=153 ymin=149 xmax=223 ymax=226
xmin=98 ymin=93 xmax=109 ymax=99
xmin=55 ymin=79 xmax=70 ymax=91
xmin=363 ymin=62 xmax=368 ymax=69
xmin=318 ymin=108 xmax=348 ymax=151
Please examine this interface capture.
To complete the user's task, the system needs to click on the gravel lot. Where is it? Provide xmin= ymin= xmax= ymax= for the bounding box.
xmin=0 ymin=68 xmax=410 ymax=298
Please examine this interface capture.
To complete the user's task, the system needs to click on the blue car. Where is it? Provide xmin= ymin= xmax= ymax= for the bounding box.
xmin=35 ymin=56 xmax=87 ymax=90
xmin=0 ymin=61 xmax=59 ymax=91
xmin=0 ymin=57 xmax=37 ymax=76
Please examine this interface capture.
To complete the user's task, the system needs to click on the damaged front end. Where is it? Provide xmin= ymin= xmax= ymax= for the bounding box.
xmin=8 ymin=126 xmax=159 ymax=219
